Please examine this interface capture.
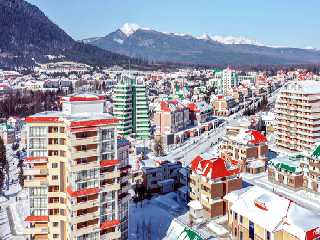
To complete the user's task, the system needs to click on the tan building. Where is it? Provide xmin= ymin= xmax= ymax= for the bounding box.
xmin=23 ymin=94 xmax=130 ymax=240
xmin=220 ymin=127 xmax=268 ymax=174
xmin=275 ymin=80 xmax=320 ymax=152
xmin=154 ymin=100 xmax=190 ymax=135
xmin=189 ymin=153 xmax=242 ymax=219
xmin=225 ymin=186 xmax=320 ymax=240
xmin=212 ymin=95 xmax=237 ymax=116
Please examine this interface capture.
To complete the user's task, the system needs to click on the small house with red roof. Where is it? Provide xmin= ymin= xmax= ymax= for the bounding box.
xmin=189 ymin=153 xmax=242 ymax=218
xmin=220 ymin=127 xmax=268 ymax=174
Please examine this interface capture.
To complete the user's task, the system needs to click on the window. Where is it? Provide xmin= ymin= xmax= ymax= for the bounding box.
xmin=240 ymin=231 xmax=243 ymax=240
xmin=240 ymin=215 xmax=243 ymax=223
xmin=266 ymin=231 xmax=271 ymax=240
xmin=53 ymin=222 xmax=59 ymax=227
xmin=234 ymin=212 xmax=238 ymax=220
xmin=52 ymin=175 xmax=58 ymax=180
xmin=29 ymin=138 xmax=46 ymax=149
xmin=53 ymin=234 xmax=59 ymax=239
xmin=29 ymin=127 xmax=46 ymax=137
xmin=52 ymin=163 xmax=58 ymax=168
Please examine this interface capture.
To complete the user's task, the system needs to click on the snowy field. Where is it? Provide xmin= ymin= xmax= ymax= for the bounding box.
xmin=129 ymin=192 xmax=188 ymax=240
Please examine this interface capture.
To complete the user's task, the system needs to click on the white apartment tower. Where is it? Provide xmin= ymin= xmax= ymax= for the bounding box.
xmin=275 ymin=80 xmax=320 ymax=152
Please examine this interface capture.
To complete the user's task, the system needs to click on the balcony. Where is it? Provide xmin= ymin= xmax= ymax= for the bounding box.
xmin=71 ymin=136 xmax=98 ymax=146
xmin=69 ymin=212 xmax=100 ymax=224
xmin=69 ymin=199 xmax=99 ymax=211
xmin=24 ymin=227 xmax=48 ymax=235
xmin=73 ymin=224 xmax=99 ymax=238
xmin=24 ymin=179 xmax=48 ymax=187
xmin=101 ymin=230 xmax=121 ymax=240
xmin=100 ymin=171 xmax=120 ymax=180
xmin=71 ymin=149 xmax=98 ymax=159
xmin=101 ymin=183 xmax=120 ymax=192
xmin=24 ymin=168 xmax=48 ymax=176
xmin=70 ymin=161 xmax=99 ymax=172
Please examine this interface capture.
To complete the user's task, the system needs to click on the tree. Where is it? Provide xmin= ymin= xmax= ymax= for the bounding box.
xmin=0 ymin=137 xmax=7 ymax=194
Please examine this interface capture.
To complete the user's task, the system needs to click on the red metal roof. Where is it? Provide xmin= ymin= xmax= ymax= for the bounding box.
xmin=190 ymin=155 xmax=240 ymax=180
xmin=25 ymin=216 xmax=49 ymax=222
xmin=25 ymin=156 xmax=48 ymax=162
xmin=66 ymin=186 xmax=100 ymax=197
xmin=100 ymin=160 xmax=120 ymax=167
xmin=70 ymin=118 xmax=119 ymax=128
xmin=61 ymin=95 xmax=105 ymax=102
xmin=25 ymin=116 xmax=61 ymax=123
xmin=245 ymin=130 xmax=267 ymax=144
xmin=187 ymin=102 xmax=200 ymax=113
xmin=100 ymin=219 xmax=120 ymax=230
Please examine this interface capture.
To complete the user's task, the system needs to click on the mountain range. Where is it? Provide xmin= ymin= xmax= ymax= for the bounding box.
xmin=0 ymin=0 xmax=139 ymax=68
xmin=84 ymin=23 xmax=320 ymax=65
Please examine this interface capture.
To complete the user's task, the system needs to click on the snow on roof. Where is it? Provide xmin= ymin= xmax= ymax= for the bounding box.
xmin=281 ymin=80 xmax=320 ymax=95
xmin=247 ymin=160 xmax=265 ymax=169
xmin=159 ymin=100 xmax=186 ymax=112
xmin=227 ymin=186 xmax=290 ymax=231
xmin=229 ymin=129 xmax=267 ymax=145
xmin=187 ymin=101 xmax=213 ymax=113
xmin=188 ymin=200 xmax=203 ymax=210
xmin=226 ymin=186 xmax=320 ymax=236
xmin=282 ymin=203 xmax=320 ymax=240
xmin=190 ymin=154 xmax=240 ymax=180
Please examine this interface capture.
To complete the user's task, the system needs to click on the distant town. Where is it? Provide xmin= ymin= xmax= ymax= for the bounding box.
xmin=0 ymin=60 xmax=319 ymax=240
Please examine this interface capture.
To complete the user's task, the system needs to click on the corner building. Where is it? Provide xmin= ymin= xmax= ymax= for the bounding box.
xmin=24 ymin=94 xmax=130 ymax=240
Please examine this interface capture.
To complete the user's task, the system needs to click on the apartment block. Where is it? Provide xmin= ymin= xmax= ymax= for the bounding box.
xmin=220 ymin=127 xmax=268 ymax=173
xmin=212 ymin=95 xmax=237 ymax=116
xmin=142 ymin=161 xmax=182 ymax=193
xmin=113 ymin=77 xmax=151 ymax=140
xmin=225 ymin=186 xmax=320 ymax=240
xmin=275 ymin=80 xmax=320 ymax=152
xmin=189 ymin=153 xmax=241 ymax=219
xmin=154 ymin=100 xmax=190 ymax=135
xmin=24 ymin=94 xmax=130 ymax=240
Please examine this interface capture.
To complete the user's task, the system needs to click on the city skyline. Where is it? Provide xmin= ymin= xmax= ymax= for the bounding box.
xmin=26 ymin=0 xmax=320 ymax=49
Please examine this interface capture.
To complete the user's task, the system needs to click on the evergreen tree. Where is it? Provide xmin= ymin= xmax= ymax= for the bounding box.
xmin=0 ymin=138 xmax=7 ymax=194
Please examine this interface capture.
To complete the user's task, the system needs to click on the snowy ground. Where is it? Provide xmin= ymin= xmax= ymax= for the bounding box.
xmin=128 ymin=192 xmax=188 ymax=240
xmin=0 ymin=144 xmax=28 ymax=240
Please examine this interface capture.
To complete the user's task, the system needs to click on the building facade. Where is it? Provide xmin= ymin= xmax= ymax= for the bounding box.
xmin=275 ymin=80 xmax=320 ymax=152
xmin=24 ymin=94 xmax=130 ymax=240
xmin=113 ymin=77 xmax=151 ymax=140
xmin=220 ymin=128 xmax=268 ymax=173
xmin=189 ymin=154 xmax=242 ymax=219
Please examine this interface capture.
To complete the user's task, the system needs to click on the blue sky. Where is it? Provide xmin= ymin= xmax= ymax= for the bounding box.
xmin=26 ymin=0 xmax=320 ymax=48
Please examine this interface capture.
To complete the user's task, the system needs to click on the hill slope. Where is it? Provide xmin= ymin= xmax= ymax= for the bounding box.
xmin=0 ymin=0 xmax=136 ymax=68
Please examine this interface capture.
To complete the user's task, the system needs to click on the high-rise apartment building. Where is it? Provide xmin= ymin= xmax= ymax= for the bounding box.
xmin=24 ymin=94 xmax=130 ymax=240
xmin=215 ymin=68 xmax=239 ymax=95
xmin=113 ymin=77 xmax=151 ymax=140
xmin=275 ymin=80 xmax=320 ymax=152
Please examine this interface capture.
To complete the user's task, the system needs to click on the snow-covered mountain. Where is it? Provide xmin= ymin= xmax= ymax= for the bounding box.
xmin=83 ymin=23 xmax=320 ymax=65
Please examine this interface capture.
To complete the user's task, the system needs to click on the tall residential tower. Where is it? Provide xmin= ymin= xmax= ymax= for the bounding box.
xmin=24 ymin=94 xmax=130 ymax=240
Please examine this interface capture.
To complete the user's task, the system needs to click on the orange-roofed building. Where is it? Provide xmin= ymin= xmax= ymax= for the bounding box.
xmin=189 ymin=153 xmax=242 ymax=219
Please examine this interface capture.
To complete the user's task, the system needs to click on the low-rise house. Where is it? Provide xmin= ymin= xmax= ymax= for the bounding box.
xmin=225 ymin=186 xmax=320 ymax=240
xmin=220 ymin=128 xmax=268 ymax=174
xmin=212 ymin=95 xmax=237 ymax=116
xmin=187 ymin=101 xmax=213 ymax=125
xmin=0 ymin=123 xmax=15 ymax=144
xmin=189 ymin=153 xmax=242 ymax=219
xmin=268 ymin=155 xmax=304 ymax=190
xmin=142 ymin=160 xmax=182 ymax=193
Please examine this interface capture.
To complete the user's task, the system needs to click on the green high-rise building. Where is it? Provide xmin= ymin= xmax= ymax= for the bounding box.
xmin=113 ymin=76 xmax=151 ymax=139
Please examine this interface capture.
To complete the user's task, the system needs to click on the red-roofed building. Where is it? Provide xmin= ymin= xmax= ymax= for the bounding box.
xmin=220 ymin=127 xmax=268 ymax=174
xmin=154 ymin=100 xmax=190 ymax=135
xmin=189 ymin=154 xmax=242 ymax=218
xmin=23 ymin=93 xmax=129 ymax=240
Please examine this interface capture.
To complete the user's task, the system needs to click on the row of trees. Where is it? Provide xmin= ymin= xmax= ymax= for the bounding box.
xmin=0 ymin=89 xmax=67 ymax=120
xmin=0 ymin=138 xmax=8 ymax=195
